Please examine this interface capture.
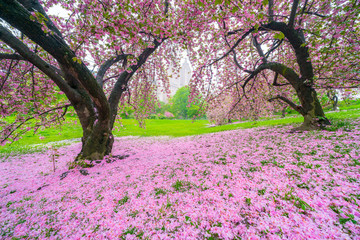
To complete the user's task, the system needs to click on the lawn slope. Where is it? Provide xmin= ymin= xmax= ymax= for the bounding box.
xmin=1 ymin=121 xmax=359 ymax=239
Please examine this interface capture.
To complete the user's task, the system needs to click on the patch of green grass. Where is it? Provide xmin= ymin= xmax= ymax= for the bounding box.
xmin=114 ymin=117 xmax=304 ymax=137
xmin=113 ymin=195 xmax=129 ymax=213
xmin=0 ymin=139 xmax=79 ymax=158
xmin=337 ymin=99 xmax=360 ymax=110
xmin=245 ymin=197 xmax=252 ymax=206
xmin=326 ymin=109 xmax=360 ymax=120
xmin=172 ymin=180 xmax=194 ymax=192
xmin=1 ymin=105 xmax=359 ymax=155
xmin=117 ymin=195 xmax=129 ymax=206
xmin=258 ymin=188 xmax=266 ymax=196
xmin=327 ymin=118 xmax=353 ymax=131
xmin=154 ymin=188 xmax=167 ymax=196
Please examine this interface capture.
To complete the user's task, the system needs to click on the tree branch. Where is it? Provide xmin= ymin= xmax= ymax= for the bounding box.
xmin=288 ymin=0 xmax=300 ymax=28
xmin=0 ymin=52 xmax=64 ymax=77
xmin=0 ymin=25 xmax=77 ymax=99
xmin=260 ymin=21 xmax=313 ymax=81
xmin=96 ymin=54 xmax=130 ymax=87
xmin=223 ymin=31 xmax=252 ymax=74
xmin=268 ymin=95 xmax=305 ymax=115
xmin=0 ymin=0 xmax=110 ymax=120
xmin=164 ymin=0 xmax=169 ymax=16
xmin=272 ymin=72 xmax=290 ymax=86
xmin=227 ymin=28 xmax=245 ymax=36
xmin=265 ymin=39 xmax=283 ymax=58
xmin=268 ymin=0 xmax=274 ymax=22
xmin=108 ymin=39 xmax=163 ymax=128
xmin=210 ymin=27 xmax=254 ymax=66
xmin=0 ymin=53 xmax=24 ymax=60
xmin=1 ymin=104 xmax=71 ymax=144
xmin=17 ymin=0 xmax=63 ymax=38
xmin=252 ymin=36 xmax=267 ymax=63
xmin=298 ymin=0 xmax=308 ymax=26
xmin=0 ymin=59 xmax=19 ymax=92
xmin=303 ymin=11 xmax=327 ymax=18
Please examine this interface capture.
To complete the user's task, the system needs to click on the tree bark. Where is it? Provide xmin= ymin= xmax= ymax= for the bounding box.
xmin=260 ymin=21 xmax=330 ymax=129
xmin=0 ymin=0 xmax=165 ymax=161
xmin=295 ymin=84 xmax=328 ymax=129
xmin=253 ymin=61 xmax=328 ymax=129
xmin=76 ymin=118 xmax=113 ymax=161
xmin=0 ymin=0 xmax=112 ymax=161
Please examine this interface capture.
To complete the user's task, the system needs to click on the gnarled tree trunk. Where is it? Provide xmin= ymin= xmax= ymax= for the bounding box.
xmin=77 ymin=125 xmax=113 ymax=161
xmin=0 ymin=0 xmax=164 ymax=162
xmin=295 ymin=84 xmax=328 ymax=130
xmin=261 ymin=21 xmax=330 ymax=130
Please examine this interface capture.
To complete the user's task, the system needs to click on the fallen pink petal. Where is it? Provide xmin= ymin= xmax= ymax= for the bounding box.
xmin=1 ymin=122 xmax=359 ymax=239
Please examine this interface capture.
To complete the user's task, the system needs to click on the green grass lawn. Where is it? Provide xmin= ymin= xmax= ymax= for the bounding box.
xmin=1 ymin=106 xmax=359 ymax=156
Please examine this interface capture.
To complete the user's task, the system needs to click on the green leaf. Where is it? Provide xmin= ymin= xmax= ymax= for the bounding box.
xmin=72 ymin=57 xmax=82 ymax=64
xmin=231 ymin=6 xmax=239 ymax=13
xmin=339 ymin=218 xmax=350 ymax=224
xmin=215 ymin=0 xmax=223 ymax=5
xmin=263 ymin=0 xmax=269 ymax=6
xmin=36 ymin=12 xmax=48 ymax=21
xmin=197 ymin=1 xmax=204 ymax=7
xmin=274 ymin=32 xmax=285 ymax=40
xmin=254 ymin=23 xmax=259 ymax=33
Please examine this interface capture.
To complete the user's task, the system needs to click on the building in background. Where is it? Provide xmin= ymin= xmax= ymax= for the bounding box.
xmin=157 ymin=59 xmax=192 ymax=103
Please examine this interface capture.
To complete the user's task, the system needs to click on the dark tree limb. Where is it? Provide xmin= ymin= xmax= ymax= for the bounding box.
xmin=223 ymin=30 xmax=252 ymax=74
xmin=260 ymin=21 xmax=313 ymax=82
xmin=240 ymin=61 xmax=301 ymax=90
xmin=0 ymin=52 xmax=65 ymax=77
xmin=268 ymin=95 xmax=305 ymax=115
xmin=303 ymin=11 xmax=327 ymax=18
xmin=272 ymin=72 xmax=279 ymax=85
xmin=232 ymin=51 xmax=252 ymax=74
xmin=108 ymin=39 xmax=163 ymax=128
xmin=164 ymin=0 xmax=169 ymax=16
xmin=268 ymin=0 xmax=274 ymax=22
xmin=0 ymin=53 xmax=24 ymax=60
xmin=0 ymin=59 xmax=18 ymax=92
xmin=265 ymin=39 xmax=283 ymax=58
xmin=18 ymin=0 xmax=63 ymax=38
xmin=288 ymin=0 xmax=300 ymax=28
xmin=210 ymin=27 xmax=254 ymax=66
xmin=0 ymin=0 xmax=110 ymax=120
xmin=272 ymin=72 xmax=290 ymax=86
xmin=227 ymin=28 xmax=244 ymax=36
xmin=1 ymin=104 xmax=71 ymax=144
xmin=0 ymin=25 xmax=79 ymax=100
xmin=216 ymin=21 xmax=311 ymax=81
xmin=252 ymin=36 xmax=267 ymax=63
xmin=96 ymin=54 xmax=130 ymax=87
xmin=0 ymin=0 xmax=110 ymax=117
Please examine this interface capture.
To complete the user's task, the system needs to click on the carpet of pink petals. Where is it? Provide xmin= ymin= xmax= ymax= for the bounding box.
xmin=1 ymin=122 xmax=360 ymax=239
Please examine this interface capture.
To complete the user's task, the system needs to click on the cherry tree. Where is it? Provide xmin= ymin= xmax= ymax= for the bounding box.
xmin=0 ymin=0 xmax=201 ymax=160
xmin=188 ymin=0 xmax=359 ymax=129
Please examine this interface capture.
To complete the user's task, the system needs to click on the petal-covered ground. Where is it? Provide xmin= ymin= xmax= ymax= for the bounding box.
xmin=1 ymin=122 xmax=360 ymax=239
